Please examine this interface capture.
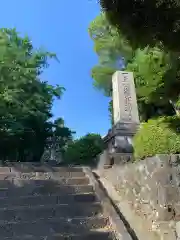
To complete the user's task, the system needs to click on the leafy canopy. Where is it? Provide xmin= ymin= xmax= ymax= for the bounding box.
xmin=64 ymin=133 xmax=104 ymax=164
xmin=0 ymin=28 xmax=72 ymax=162
xmin=100 ymin=0 xmax=180 ymax=51
xmin=89 ymin=14 xmax=177 ymax=122
xmin=88 ymin=13 xmax=133 ymax=97
xmin=133 ymin=116 xmax=180 ymax=160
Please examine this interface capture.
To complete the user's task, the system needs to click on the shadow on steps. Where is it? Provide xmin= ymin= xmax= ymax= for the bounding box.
xmin=0 ymin=162 xmax=115 ymax=239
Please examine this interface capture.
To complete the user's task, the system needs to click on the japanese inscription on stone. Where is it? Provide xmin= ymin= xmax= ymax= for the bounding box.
xmin=121 ymin=73 xmax=132 ymax=121
xmin=112 ymin=71 xmax=139 ymax=124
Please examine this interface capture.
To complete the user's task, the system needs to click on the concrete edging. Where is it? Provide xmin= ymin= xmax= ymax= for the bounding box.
xmin=83 ymin=167 xmax=133 ymax=240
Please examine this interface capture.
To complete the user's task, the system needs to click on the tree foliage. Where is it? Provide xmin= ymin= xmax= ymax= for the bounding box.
xmin=89 ymin=13 xmax=133 ymax=61
xmin=64 ymin=133 xmax=104 ymax=164
xmin=0 ymin=28 xmax=72 ymax=162
xmin=108 ymin=99 xmax=113 ymax=125
xmin=89 ymin=14 xmax=178 ymax=122
xmin=100 ymin=0 xmax=180 ymax=51
xmin=133 ymin=116 xmax=180 ymax=159
xmin=89 ymin=13 xmax=132 ymax=97
xmin=126 ymin=47 xmax=177 ymax=120
xmin=53 ymin=117 xmax=75 ymax=154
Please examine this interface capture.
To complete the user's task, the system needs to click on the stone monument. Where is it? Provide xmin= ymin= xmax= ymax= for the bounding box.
xmin=40 ymin=135 xmax=63 ymax=165
xmin=98 ymin=71 xmax=140 ymax=169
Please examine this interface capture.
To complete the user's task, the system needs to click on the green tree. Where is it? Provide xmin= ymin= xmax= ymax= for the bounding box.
xmin=53 ymin=117 xmax=75 ymax=154
xmin=100 ymin=0 xmax=180 ymax=51
xmin=133 ymin=116 xmax=180 ymax=159
xmin=89 ymin=13 xmax=132 ymax=124
xmin=108 ymin=99 xmax=113 ymax=125
xmin=89 ymin=14 xmax=177 ymax=122
xmin=89 ymin=13 xmax=133 ymax=62
xmin=89 ymin=13 xmax=133 ymax=96
xmin=126 ymin=47 xmax=176 ymax=120
xmin=0 ymin=28 xmax=66 ymax=162
xmin=64 ymin=133 xmax=104 ymax=164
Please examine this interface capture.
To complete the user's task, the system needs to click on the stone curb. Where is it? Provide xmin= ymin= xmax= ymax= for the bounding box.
xmin=93 ymin=170 xmax=165 ymax=240
xmin=83 ymin=167 xmax=133 ymax=240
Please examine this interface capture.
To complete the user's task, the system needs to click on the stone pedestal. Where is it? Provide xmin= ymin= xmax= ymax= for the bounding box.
xmin=104 ymin=121 xmax=139 ymax=150
xmin=40 ymin=136 xmax=63 ymax=164
xmin=100 ymin=121 xmax=139 ymax=168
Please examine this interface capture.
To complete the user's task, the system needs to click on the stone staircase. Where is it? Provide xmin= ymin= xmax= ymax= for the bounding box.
xmin=0 ymin=163 xmax=116 ymax=239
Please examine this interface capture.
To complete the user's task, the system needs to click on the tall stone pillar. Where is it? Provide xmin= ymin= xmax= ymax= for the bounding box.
xmin=100 ymin=71 xmax=140 ymax=168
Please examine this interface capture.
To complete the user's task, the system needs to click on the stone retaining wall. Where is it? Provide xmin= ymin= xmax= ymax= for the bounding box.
xmin=97 ymin=154 xmax=180 ymax=239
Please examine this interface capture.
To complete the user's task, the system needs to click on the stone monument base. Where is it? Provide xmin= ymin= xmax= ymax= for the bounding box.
xmin=99 ymin=121 xmax=139 ymax=169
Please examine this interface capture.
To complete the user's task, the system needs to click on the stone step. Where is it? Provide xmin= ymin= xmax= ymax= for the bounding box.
xmin=0 ymin=193 xmax=97 ymax=208
xmin=0 ymin=171 xmax=86 ymax=179
xmin=0 ymin=167 xmax=11 ymax=173
xmin=0 ymin=230 xmax=114 ymax=240
xmin=0 ymin=203 xmax=102 ymax=222
xmin=0 ymin=217 xmax=109 ymax=237
xmin=14 ymin=178 xmax=90 ymax=185
xmin=3 ymin=165 xmax=84 ymax=173
xmin=0 ymin=177 xmax=90 ymax=188
xmin=0 ymin=184 xmax=94 ymax=197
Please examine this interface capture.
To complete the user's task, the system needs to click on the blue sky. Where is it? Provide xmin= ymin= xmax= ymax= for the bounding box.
xmin=0 ymin=0 xmax=111 ymax=138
